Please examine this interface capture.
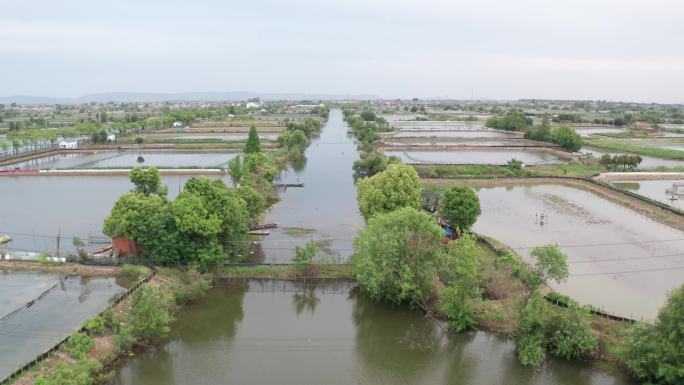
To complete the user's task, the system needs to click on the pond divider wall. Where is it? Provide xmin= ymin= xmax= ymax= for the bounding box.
xmin=0 ymin=269 xmax=156 ymax=385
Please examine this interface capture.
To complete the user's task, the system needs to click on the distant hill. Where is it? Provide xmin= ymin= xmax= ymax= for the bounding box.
xmin=0 ymin=91 xmax=379 ymax=105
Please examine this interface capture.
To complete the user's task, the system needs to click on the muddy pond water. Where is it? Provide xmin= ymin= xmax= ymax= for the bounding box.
xmin=471 ymin=183 xmax=684 ymax=320
xmin=0 ymin=175 xmax=231 ymax=253
xmin=610 ymin=180 xmax=683 ymax=209
xmin=0 ymin=270 xmax=127 ymax=379
xmin=111 ymin=283 xmax=633 ymax=385
xmin=1 ymin=151 xmax=238 ymax=170
xmin=390 ymin=150 xmax=564 ymax=165
xmin=391 ymin=130 xmax=521 ymax=139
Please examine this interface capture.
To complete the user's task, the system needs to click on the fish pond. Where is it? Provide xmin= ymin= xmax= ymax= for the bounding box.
xmin=0 ymin=175 xmax=231 ymax=254
xmin=471 ymin=183 xmax=684 ymax=320
xmin=389 ymin=150 xmax=564 ymax=165
xmin=610 ymin=179 xmax=684 ymax=209
xmin=0 ymin=270 xmax=127 ymax=379
xmin=1 ymin=151 xmax=238 ymax=170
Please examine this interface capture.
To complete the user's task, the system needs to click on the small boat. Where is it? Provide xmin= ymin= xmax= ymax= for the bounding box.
xmin=247 ymin=229 xmax=270 ymax=236
xmin=0 ymin=235 xmax=12 ymax=244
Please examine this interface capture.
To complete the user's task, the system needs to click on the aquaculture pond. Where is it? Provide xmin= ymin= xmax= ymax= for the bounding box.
xmin=382 ymin=139 xmax=543 ymax=147
xmin=111 ymin=283 xmax=633 ymax=385
xmin=471 ymin=183 xmax=684 ymax=320
xmin=574 ymin=127 xmax=626 ymax=137
xmin=390 ymin=121 xmax=484 ymax=130
xmin=610 ymin=179 xmax=683 ymax=209
xmin=0 ymin=175 xmax=231 ymax=254
xmin=0 ymin=270 xmax=127 ymax=379
xmin=582 ymin=148 xmax=684 ymax=169
xmin=1 ymin=151 xmax=238 ymax=170
xmin=252 ymin=109 xmax=363 ymax=263
xmin=146 ymin=133 xmax=280 ymax=141
xmin=389 ymin=150 xmax=564 ymax=165
xmin=390 ymin=130 xmax=521 ymax=139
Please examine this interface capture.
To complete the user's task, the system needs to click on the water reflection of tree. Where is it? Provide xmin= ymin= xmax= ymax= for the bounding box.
xmin=169 ymin=286 xmax=248 ymax=345
xmin=350 ymin=289 xmax=439 ymax=384
xmin=291 ymin=156 xmax=307 ymax=172
xmin=291 ymin=287 xmax=319 ymax=315
xmin=114 ymin=344 xmax=176 ymax=385
xmin=242 ymin=242 xmax=265 ymax=263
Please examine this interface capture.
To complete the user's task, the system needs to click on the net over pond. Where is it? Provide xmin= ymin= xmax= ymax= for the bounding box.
xmin=0 ymin=270 xmax=127 ymax=380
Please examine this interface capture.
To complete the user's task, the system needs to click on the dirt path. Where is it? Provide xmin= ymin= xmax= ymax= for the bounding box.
xmin=0 ymin=260 xmax=122 ymax=276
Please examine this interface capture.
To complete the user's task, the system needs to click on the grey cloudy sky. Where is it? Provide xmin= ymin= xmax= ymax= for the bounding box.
xmin=2 ymin=0 xmax=683 ymax=102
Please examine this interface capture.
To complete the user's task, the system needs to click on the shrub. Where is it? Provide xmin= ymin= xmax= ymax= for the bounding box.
xmin=545 ymin=306 xmax=598 ymax=360
xmin=65 ymin=332 xmax=94 ymax=359
xmin=129 ymin=285 xmax=177 ymax=341
xmin=550 ymin=125 xmax=582 ymax=152
xmin=35 ymin=359 xmax=100 ymax=385
xmin=623 ymin=284 xmax=684 ymax=384
xmin=83 ymin=316 xmax=105 ymax=336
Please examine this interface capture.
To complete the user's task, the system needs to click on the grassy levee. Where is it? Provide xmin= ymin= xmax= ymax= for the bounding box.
xmin=586 ymin=139 xmax=684 ymax=160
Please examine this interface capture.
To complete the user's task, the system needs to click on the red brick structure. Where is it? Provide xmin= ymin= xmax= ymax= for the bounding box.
xmin=112 ymin=237 xmax=140 ymax=257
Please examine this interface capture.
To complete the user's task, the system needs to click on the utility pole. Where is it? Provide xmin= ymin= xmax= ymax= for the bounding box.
xmin=56 ymin=228 xmax=61 ymax=259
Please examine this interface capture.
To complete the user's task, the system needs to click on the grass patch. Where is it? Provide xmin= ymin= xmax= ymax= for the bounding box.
xmin=281 ymin=227 xmax=317 ymax=237
xmin=220 ymin=264 xmax=353 ymax=279
xmin=122 ymin=264 xmax=150 ymax=279
xmin=586 ymin=139 xmax=684 ymax=160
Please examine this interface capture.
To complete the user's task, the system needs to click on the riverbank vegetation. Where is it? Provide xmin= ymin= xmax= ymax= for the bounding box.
xmin=16 ymin=268 xmax=212 ymax=385
xmin=351 ymin=164 xmax=683 ymax=382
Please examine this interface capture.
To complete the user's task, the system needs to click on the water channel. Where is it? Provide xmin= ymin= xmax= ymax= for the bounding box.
xmin=253 ymin=109 xmax=364 ymax=263
xmin=111 ymin=283 xmax=633 ymax=385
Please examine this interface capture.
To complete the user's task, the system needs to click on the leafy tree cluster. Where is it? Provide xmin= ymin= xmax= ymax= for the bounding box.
xmin=353 ymin=150 xmax=400 ymax=177
xmin=356 ymin=163 xmax=421 ymax=221
xmin=485 ymin=110 xmax=533 ymax=131
xmin=284 ymin=117 xmax=323 ymax=136
xmin=553 ymin=113 xmax=584 ymax=123
xmin=103 ymin=168 xmax=264 ymax=265
xmin=550 ymin=125 xmax=582 ymax=152
xmin=598 ymin=153 xmax=642 ymax=171
xmin=623 ymin=284 xmax=684 ymax=385
xmin=438 ymin=185 xmax=481 ymax=231
xmin=352 ymin=207 xmax=443 ymax=306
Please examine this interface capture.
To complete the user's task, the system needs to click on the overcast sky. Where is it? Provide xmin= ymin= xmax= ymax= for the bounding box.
xmin=2 ymin=0 xmax=683 ymax=102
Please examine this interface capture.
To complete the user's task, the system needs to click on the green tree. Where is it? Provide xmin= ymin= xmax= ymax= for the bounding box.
xmin=440 ymin=233 xmax=482 ymax=332
xmin=515 ymin=294 xmax=548 ymax=366
xmin=526 ymin=244 xmax=569 ymax=295
xmin=103 ymin=192 xmax=167 ymax=239
xmin=129 ymin=167 xmax=166 ymax=197
xmin=244 ymin=125 xmax=261 ymax=154
xmin=623 ymin=284 xmax=684 ymax=384
xmin=236 ymin=185 xmax=265 ymax=223
xmin=292 ymin=239 xmax=318 ymax=269
xmin=129 ymin=285 xmax=177 ymax=341
xmin=227 ymin=155 xmax=244 ymax=186
xmin=352 ymin=207 xmax=443 ymax=305
xmin=438 ymin=185 xmax=481 ymax=231
xmin=172 ymin=192 xmax=222 ymax=236
xmin=360 ymin=110 xmax=376 ymax=122
xmin=551 ymin=125 xmax=582 ymax=152
xmin=356 ymin=164 xmax=421 ymax=221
